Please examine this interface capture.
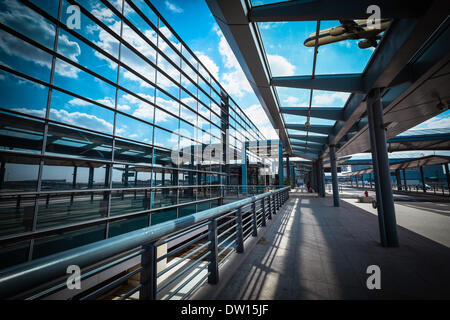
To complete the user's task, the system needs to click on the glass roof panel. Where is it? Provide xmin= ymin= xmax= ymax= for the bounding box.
xmin=258 ymin=21 xmax=316 ymax=77
xmin=314 ymin=20 xmax=382 ymax=75
xmin=276 ymin=87 xmax=310 ymax=107
xmin=251 ymin=0 xmax=292 ymax=7
xmin=312 ymin=90 xmax=350 ymax=108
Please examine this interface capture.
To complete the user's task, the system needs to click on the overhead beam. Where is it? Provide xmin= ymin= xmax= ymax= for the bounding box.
xmin=248 ymin=0 xmax=429 ymax=22
xmin=292 ymin=144 xmax=323 ymax=151
xmin=272 ymin=74 xmax=365 ymax=93
xmin=280 ymin=107 xmax=345 ymax=121
xmin=289 ymin=134 xmax=328 ymax=144
xmin=286 ymin=124 xmax=334 ymax=135
xmin=291 ymin=140 xmax=323 ymax=148
xmin=292 ymin=150 xmax=319 ymax=160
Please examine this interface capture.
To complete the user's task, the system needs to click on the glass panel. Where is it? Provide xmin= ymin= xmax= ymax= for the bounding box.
xmin=41 ymin=161 xmax=107 ymax=191
xmin=32 ymin=223 xmax=106 ymax=259
xmin=0 ymin=240 xmax=29 ymax=269
xmin=114 ymin=138 xmax=153 ymax=164
xmin=178 ymin=204 xmax=195 ymax=218
xmin=178 ymin=186 xmax=195 ymax=204
xmin=108 ymin=215 xmax=148 ymax=238
xmin=0 ymin=110 xmax=44 ymax=154
xmin=150 ymin=208 xmax=176 ymax=225
xmin=110 ymin=189 xmax=151 ymax=216
xmin=46 ymin=123 xmax=113 ymax=161
xmin=49 ymin=89 xmax=115 ymax=135
xmin=116 ymin=113 xmax=153 ymax=143
xmin=151 ymin=188 xmax=177 ymax=209
xmin=0 ymin=194 xmax=37 ymax=236
xmin=36 ymin=191 xmax=109 ymax=229
xmin=0 ymin=31 xmax=53 ymax=84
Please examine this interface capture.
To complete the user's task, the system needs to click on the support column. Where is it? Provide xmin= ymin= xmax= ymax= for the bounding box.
xmin=329 ymin=145 xmax=340 ymax=207
xmin=286 ymin=156 xmax=291 ymax=187
xmin=317 ymin=159 xmax=325 ymax=197
xmin=403 ymin=169 xmax=407 ymax=191
xmin=278 ymin=141 xmax=283 ymax=187
xmin=445 ymin=163 xmax=450 ymax=193
xmin=367 ymin=88 xmax=397 ymax=247
xmin=241 ymin=141 xmax=248 ymax=194
xmin=420 ymin=166 xmax=426 ymax=193
xmin=395 ymin=169 xmax=402 ymax=191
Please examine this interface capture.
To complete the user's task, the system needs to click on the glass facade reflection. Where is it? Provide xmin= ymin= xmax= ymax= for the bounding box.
xmin=0 ymin=0 xmax=270 ymax=269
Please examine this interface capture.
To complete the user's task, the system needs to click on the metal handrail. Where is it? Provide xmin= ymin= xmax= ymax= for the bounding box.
xmin=0 ymin=186 xmax=290 ymax=299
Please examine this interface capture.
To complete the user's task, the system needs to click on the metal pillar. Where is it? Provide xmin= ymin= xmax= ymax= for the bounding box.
xmin=329 ymin=145 xmax=340 ymax=207
xmin=403 ymin=169 xmax=407 ymax=191
xmin=367 ymin=88 xmax=397 ymax=247
xmin=420 ymin=166 xmax=426 ymax=193
xmin=445 ymin=163 xmax=450 ymax=192
xmin=241 ymin=141 xmax=247 ymax=194
xmin=395 ymin=169 xmax=402 ymax=191
xmin=317 ymin=159 xmax=325 ymax=197
xmin=286 ymin=156 xmax=291 ymax=187
xmin=278 ymin=141 xmax=284 ymax=187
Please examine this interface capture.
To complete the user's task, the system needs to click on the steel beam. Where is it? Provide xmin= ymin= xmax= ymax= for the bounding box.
xmin=248 ymin=0 xmax=428 ymax=22
xmin=289 ymin=134 xmax=328 ymax=144
xmin=286 ymin=124 xmax=334 ymax=135
xmin=272 ymin=74 xmax=365 ymax=93
xmin=291 ymin=141 xmax=323 ymax=148
xmin=281 ymin=107 xmax=345 ymax=121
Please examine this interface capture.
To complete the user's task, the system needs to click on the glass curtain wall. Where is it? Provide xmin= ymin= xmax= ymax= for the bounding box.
xmin=0 ymin=0 xmax=267 ymax=268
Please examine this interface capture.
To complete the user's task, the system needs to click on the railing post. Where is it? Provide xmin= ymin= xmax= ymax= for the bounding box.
xmin=208 ymin=218 xmax=219 ymax=284
xmin=251 ymin=201 xmax=258 ymax=237
xmin=236 ymin=207 xmax=244 ymax=253
xmin=140 ymin=242 xmax=157 ymax=300
xmin=261 ymin=197 xmax=266 ymax=227
xmin=268 ymin=195 xmax=272 ymax=220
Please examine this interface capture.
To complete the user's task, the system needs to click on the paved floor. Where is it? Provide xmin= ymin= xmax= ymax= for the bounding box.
xmin=216 ymin=192 xmax=450 ymax=299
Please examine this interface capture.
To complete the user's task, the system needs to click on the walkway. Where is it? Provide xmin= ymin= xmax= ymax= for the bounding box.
xmin=215 ymin=191 xmax=450 ymax=299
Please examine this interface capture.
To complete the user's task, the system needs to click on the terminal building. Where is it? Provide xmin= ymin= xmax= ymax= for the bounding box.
xmin=0 ymin=0 xmax=449 ymax=300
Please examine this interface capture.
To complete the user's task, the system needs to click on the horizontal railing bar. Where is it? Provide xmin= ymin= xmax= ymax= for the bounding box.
xmin=218 ymin=247 xmax=236 ymax=266
xmin=26 ymin=249 xmax=144 ymax=300
xmin=217 ymin=222 xmax=237 ymax=240
xmin=218 ymin=240 xmax=237 ymax=257
xmin=157 ymin=251 xmax=210 ymax=294
xmin=181 ymin=272 xmax=210 ymax=301
xmin=81 ymin=267 xmax=143 ymax=300
xmin=157 ymin=241 xmax=211 ymax=279
xmin=0 ymin=187 xmax=289 ymax=298
xmin=156 ymin=221 xmax=209 ymax=247
xmin=118 ymin=284 xmax=142 ymax=301
xmin=218 ymin=231 xmax=237 ymax=248
xmin=215 ymin=209 xmax=238 ymax=221
xmin=164 ymin=262 xmax=211 ymax=300
xmin=157 ymin=232 xmax=208 ymax=262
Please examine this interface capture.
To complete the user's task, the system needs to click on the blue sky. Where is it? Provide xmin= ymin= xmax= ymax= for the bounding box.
xmin=153 ymin=0 xmax=449 ymax=159
xmin=1 ymin=0 xmax=448 ymax=161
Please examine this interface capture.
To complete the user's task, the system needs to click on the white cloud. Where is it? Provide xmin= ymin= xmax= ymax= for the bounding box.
xmin=283 ymin=96 xmax=300 ymax=107
xmin=165 ymin=1 xmax=183 ymax=14
xmin=241 ymin=104 xmax=279 ymax=140
xmin=196 ymin=52 xmax=219 ymax=80
xmin=313 ymin=92 xmax=350 ymax=106
xmin=267 ymin=54 xmax=296 ymax=76
xmin=0 ymin=1 xmax=81 ymax=78
xmin=213 ymin=29 xmax=253 ymax=97
xmin=413 ymin=116 xmax=450 ymax=130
